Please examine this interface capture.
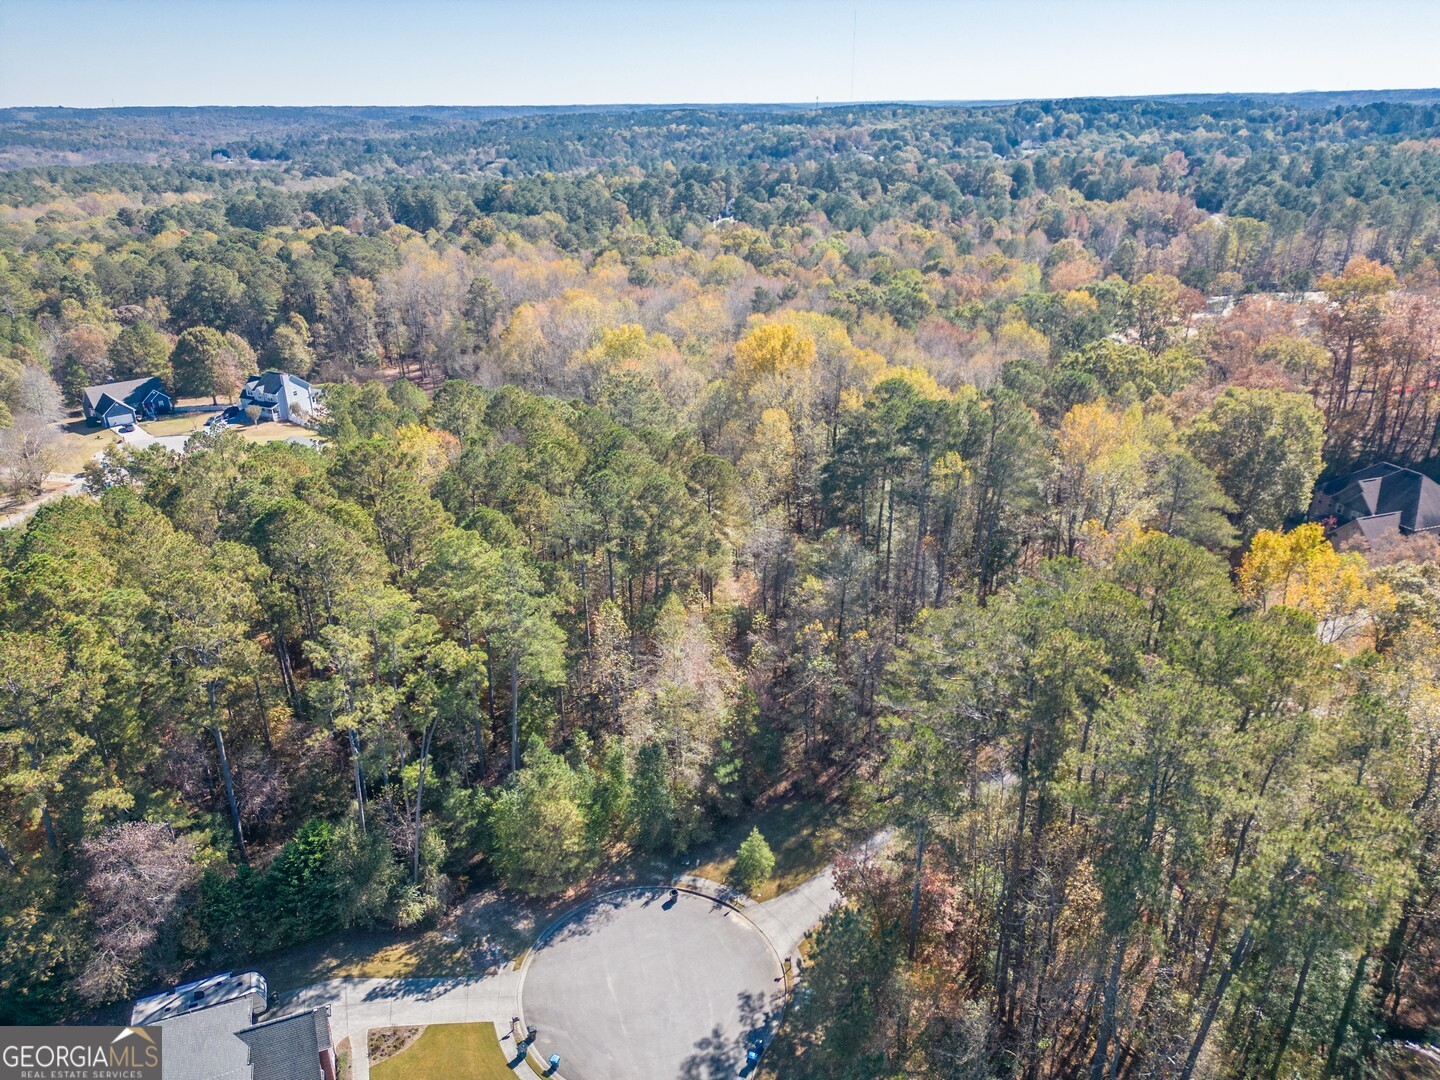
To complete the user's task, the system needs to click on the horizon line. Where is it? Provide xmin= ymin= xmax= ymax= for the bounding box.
xmin=5 ymin=85 xmax=1440 ymax=114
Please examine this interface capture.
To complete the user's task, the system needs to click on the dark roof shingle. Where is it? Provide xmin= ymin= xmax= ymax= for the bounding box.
xmin=82 ymin=376 xmax=167 ymax=413
xmin=237 ymin=1009 xmax=328 ymax=1080
xmin=1320 ymin=462 xmax=1440 ymax=533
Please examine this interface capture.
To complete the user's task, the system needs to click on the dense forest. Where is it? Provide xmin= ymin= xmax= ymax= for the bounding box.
xmin=3 ymin=95 xmax=1440 ymax=1077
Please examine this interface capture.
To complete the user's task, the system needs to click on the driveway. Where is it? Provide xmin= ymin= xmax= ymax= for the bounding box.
xmin=0 ymin=471 xmax=88 ymax=529
xmin=2 ymin=426 xmax=183 ymax=531
xmin=279 ymin=973 xmax=539 ymax=1080
xmin=116 ymin=426 xmax=192 ymax=453
xmin=737 ymin=827 xmax=893 ymax=962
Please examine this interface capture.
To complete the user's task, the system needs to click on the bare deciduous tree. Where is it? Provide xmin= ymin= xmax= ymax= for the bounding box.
xmin=77 ymin=823 xmax=202 ymax=1004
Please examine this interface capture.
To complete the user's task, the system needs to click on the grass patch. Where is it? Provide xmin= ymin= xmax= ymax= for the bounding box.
xmin=233 ymin=423 xmax=324 ymax=446
xmin=140 ymin=414 xmax=207 ymax=437
xmin=370 ymin=1023 xmax=514 ymax=1080
xmin=685 ymin=793 xmax=879 ymax=901
xmin=258 ymin=927 xmax=473 ymax=995
xmin=50 ymin=420 xmax=118 ymax=474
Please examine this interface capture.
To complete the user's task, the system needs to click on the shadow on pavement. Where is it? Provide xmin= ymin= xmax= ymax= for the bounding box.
xmin=679 ymin=1024 xmax=741 ymax=1080
xmin=533 ymin=887 xmax=676 ymax=950
xmin=679 ymin=987 xmax=783 ymax=1080
xmin=360 ymin=977 xmax=471 ymax=1003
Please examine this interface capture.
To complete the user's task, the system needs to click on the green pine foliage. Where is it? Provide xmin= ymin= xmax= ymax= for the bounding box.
xmin=732 ymin=828 xmax=775 ymax=895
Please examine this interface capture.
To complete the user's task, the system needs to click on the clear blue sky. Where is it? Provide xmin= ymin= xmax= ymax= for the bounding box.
xmin=3 ymin=0 xmax=1438 ymax=109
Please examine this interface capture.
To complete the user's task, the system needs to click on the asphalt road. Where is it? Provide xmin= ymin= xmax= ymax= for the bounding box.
xmin=521 ymin=888 xmax=785 ymax=1080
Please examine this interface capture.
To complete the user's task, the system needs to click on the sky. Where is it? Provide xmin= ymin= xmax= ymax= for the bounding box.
xmin=2 ymin=0 xmax=1439 ymax=109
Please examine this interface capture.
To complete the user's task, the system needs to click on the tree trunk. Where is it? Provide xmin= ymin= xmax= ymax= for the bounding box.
xmin=1090 ymin=934 xmax=1127 ymax=1080
xmin=510 ymin=662 xmax=521 ymax=773
xmin=413 ymin=719 xmax=437 ymax=884
xmin=907 ymin=818 xmax=927 ymax=962
xmin=472 ymin=712 xmax=487 ymax=778
xmin=274 ymin=633 xmax=298 ymax=708
xmin=1324 ymin=953 xmax=1367 ymax=1077
xmin=1268 ymin=939 xmax=1318 ymax=1080
xmin=1180 ymin=923 xmax=1252 ymax=1080
xmin=486 ymin=651 xmax=497 ymax=721
xmin=253 ymin=676 xmax=272 ymax=750
xmin=212 ymin=723 xmax=247 ymax=861
xmin=348 ymin=728 xmax=367 ymax=833
xmin=995 ymin=720 xmax=1034 ymax=1021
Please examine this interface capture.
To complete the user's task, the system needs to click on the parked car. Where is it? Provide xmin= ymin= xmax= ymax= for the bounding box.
xmin=220 ymin=405 xmax=241 ymax=420
xmin=118 ymin=424 xmax=136 ymax=433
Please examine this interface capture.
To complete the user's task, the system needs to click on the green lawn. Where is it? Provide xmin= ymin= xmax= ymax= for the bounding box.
xmin=370 ymin=1024 xmax=515 ymax=1080
xmin=685 ymin=792 xmax=880 ymax=901
xmin=140 ymin=413 xmax=208 ymax=437
xmin=235 ymin=424 xmax=324 ymax=445
xmin=51 ymin=419 xmax=119 ymax=474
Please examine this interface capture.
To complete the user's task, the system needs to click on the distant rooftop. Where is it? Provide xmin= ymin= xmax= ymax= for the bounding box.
xmin=1318 ymin=462 xmax=1440 ymax=534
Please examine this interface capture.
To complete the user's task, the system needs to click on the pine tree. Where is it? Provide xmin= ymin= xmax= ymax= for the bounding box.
xmin=628 ymin=742 xmax=675 ymax=854
xmin=733 ymin=828 xmax=775 ymax=895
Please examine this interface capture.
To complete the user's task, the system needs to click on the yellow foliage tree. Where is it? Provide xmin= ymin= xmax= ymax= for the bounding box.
xmin=498 ymin=302 xmax=549 ymax=385
xmin=733 ymin=323 xmax=816 ymax=388
xmin=1052 ymin=401 xmax=1155 ymax=557
xmin=397 ymin=423 xmax=458 ymax=485
xmin=1239 ymin=523 xmax=1379 ymax=642
xmin=743 ymin=408 xmax=798 ymax=511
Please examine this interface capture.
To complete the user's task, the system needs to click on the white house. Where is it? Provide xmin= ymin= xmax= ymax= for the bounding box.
xmin=239 ymin=371 xmax=319 ymax=424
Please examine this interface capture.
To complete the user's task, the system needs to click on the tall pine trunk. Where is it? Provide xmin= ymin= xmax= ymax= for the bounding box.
xmin=348 ymin=728 xmax=367 ymax=833
xmin=510 ymin=661 xmax=521 ymax=773
xmin=211 ymin=723 xmax=246 ymax=861
xmin=907 ymin=818 xmax=926 ymax=962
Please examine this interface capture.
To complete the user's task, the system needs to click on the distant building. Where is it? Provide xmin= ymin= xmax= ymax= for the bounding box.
xmin=82 ymin=376 xmax=172 ymax=428
xmin=131 ymin=972 xmax=336 ymax=1080
xmin=239 ymin=371 xmax=318 ymax=424
xmin=1308 ymin=461 xmax=1440 ymax=545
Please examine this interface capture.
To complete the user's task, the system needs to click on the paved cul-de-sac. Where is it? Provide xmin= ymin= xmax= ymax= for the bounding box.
xmin=520 ymin=887 xmax=786 ymax=1080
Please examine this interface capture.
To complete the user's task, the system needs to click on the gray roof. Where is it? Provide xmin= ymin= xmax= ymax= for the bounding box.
xmin=1352 ymin=512 xmax=1404 ymax=542
xmin=239 ymin=1009 xmax=329 ymax=1080
xmin=244 ymin=371 xmax=312 ymax=395
xmin=82 ymin=376 xmax=167 ymax=414
xmin=155 ymin=997 xmax=254 ymax=1080
xmin=152 ymin=998 xmax=329 ymax=1080
xmin=1320 ymin=462 xmax=1440 ymax=534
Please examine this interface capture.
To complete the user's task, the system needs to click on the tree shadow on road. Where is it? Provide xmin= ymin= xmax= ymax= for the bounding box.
xmin=360 ymin=977 xmax=472 ymax=1003
xmin=679 ymin=1024 xmax=741 ymax=1080
xmin=532 ymin=887 xmax=671 ymax=950
xmin=679 ymin=988 xmax=784 ymax=1080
